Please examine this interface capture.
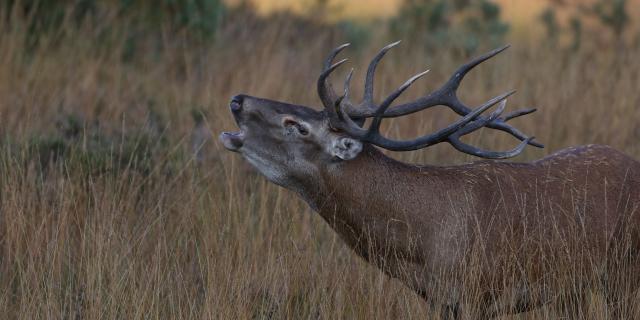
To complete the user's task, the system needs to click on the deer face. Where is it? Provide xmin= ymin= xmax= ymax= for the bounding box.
xmin=219 ymin=94 xmax=363 ymax=186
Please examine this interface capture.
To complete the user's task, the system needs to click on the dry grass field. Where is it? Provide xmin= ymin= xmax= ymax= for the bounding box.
xmin=0 ymin=2 xmax=639 ymax=319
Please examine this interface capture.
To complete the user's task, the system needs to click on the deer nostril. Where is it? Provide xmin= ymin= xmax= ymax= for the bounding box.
xmin=230 ymin=95 xmax=244 ymax=113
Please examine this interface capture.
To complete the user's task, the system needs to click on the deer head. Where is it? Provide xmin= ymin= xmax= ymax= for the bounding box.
xmin=219 ymin=93 xmax=363 ymax=189
xmin=220 ymin=42 xmax=541 ymax=188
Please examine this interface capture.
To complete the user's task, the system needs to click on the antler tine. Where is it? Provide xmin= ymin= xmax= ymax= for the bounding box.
xmin=343 ymin=68 xmax=354 ymax=102
xmin=378 ymin=69 xmax=431 ymax=116
xmin=320 ymin=58 xmax=349 ymax=79
xmin=503 ymin=108 xmax=537 ymax=121
xmin=445 ymin=45 xmax=510 ymax=94
xmin=449 ymin=136 xmax=533 ymax=159
xmin=487 ymin=121 xmax=544 ymax=148
xmin=368 ymin=69 xmax=429 ymax=136
xmin=323 ymin=43 xmax=350 ymax=71
xmin=453 ymin=99 xmax=508 ymax=138
xmin=318 ymin=43 xmax=351 ymax=122
xmin=364 ymin=91 xmax=514 ymax=151
xmin=336 ymin=68 xmax=356 ymax=121
xmin=341 ymin=67 xmax=370 ymax=126
xmin=318 ymin=58 xmax=348 ymax=117
xmin=362 ymin=41 xmax=402 ymax=108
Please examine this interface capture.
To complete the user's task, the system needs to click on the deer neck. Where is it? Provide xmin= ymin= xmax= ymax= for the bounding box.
xmin=296 ymin=145 xmax=423 ymax=230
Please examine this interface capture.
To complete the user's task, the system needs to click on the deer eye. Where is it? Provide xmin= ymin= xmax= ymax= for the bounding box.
xmin=297 ymin=125 xmax=309 ymax=136
xmin=283 ymin=118 xmax=309 ymax=136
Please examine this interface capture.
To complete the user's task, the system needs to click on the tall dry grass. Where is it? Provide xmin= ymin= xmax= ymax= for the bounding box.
xmin=0 ymin=4 xmax=639 ymax=319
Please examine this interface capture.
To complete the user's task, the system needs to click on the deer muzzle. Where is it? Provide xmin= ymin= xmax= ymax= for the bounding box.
xmin=219 ymin=131 xmax=244 ymax=152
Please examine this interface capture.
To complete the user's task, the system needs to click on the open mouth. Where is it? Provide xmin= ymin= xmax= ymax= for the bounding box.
xmin=219 ymin=130 xmax=245 ymax=152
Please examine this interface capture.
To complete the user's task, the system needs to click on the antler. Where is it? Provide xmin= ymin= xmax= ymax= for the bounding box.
xmin=317 ymin=42 xmax=542 ymax=159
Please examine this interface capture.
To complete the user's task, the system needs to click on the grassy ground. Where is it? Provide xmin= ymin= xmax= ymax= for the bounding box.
xmin=0 ymin=4 xmax=640 ymax=319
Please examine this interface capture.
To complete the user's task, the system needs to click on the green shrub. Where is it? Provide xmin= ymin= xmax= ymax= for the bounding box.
xmin=389 ymin=0 xmax=509 ymax=55
xmin=3 ymin=0 xmax=226 ymax=44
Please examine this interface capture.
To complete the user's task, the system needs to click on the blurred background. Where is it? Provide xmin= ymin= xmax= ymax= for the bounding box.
xmin=0 ymin=0 xmax=639 ymax=319
xmin=2 ymin=0 xmax=640 ymax=161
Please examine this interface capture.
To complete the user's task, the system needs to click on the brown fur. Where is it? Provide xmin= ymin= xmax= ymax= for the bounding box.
xmin=299 ymin=144 xmax=640 ymax=317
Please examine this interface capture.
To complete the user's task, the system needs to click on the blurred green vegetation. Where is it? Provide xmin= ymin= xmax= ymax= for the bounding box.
xmin=390 ymin=0 xmax=509 ymax=54
xmin=4 ymin=0 xmax=225 ymax=34
xmin=540 ymin=0 xmax=633 ymax=51
xmin=3 ymin=0 xmax=226 ymax=52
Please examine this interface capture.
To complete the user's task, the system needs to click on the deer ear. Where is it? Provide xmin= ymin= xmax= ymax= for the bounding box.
xmin=331 ymin=137 xmax=363 ymax=160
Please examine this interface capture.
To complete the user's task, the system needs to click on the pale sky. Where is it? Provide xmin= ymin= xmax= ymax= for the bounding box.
xmin=227 ymin=0 xmax=547 ymax=24
xmin=225 ymin=0 xmax=640 ymax=40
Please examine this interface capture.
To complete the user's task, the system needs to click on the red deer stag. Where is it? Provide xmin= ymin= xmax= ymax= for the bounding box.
xmin=219 ymin=42 xmax=640 ymax=319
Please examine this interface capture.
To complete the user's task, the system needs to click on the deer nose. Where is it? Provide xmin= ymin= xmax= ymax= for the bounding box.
xmin=230 ymin=95 xmax=244 ymax=113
